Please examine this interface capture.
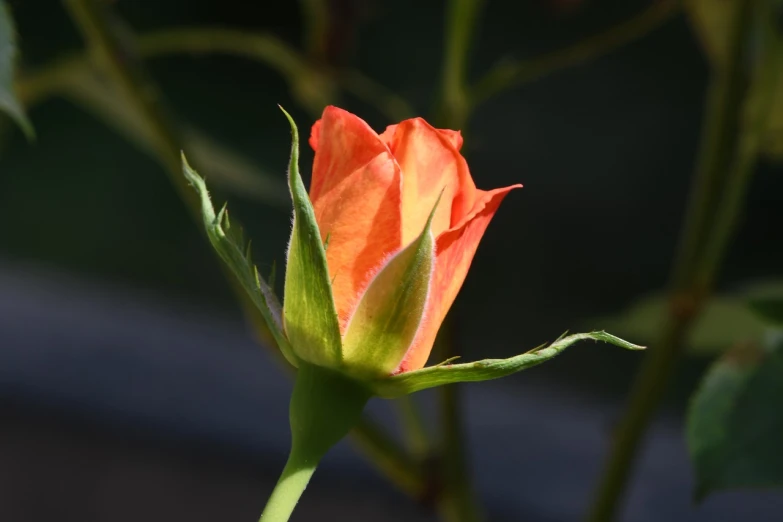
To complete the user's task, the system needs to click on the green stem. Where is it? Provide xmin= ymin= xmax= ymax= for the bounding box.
xmin=438 ymin=378 xmax=482 ymax=522
xmin=586 ymin=1 xmax=761 ymax=521
xmin=434 ymin=327 xmax=483 ymax=522
xmin=260 ymin=450 xmax=318 ymax=522
xmin=470 ymin=0 xmax=679 ymax=108
xmin=396 ymin=395 xmax=430 ymax=458
xmin=260 ymin=363 xmax=371 ymax=522
xmin=350 ymin=416 xmax=428 ymax=500
xmin=695 ymin=8 xmax=783 ymax=289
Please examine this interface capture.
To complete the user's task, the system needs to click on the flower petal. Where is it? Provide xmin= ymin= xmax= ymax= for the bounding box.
xmin=380 ymin=124 xmax=463 ymax=151
xmin=438 ymin=129 xmax=463 ymax=151
xmin=382 ymin=118 xmax=477 ymax=243
xmin=395 ymin=185 xmax=521 ymax=373
xmin=308 ymin=106 xmax=402 ymax=324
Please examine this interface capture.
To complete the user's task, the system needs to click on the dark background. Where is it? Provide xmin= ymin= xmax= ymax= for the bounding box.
xmin=0 ymin=0 xmax=781 ymax=521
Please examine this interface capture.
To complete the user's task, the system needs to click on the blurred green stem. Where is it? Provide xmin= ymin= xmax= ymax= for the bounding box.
xmin=437 ymin=366 xmax=482 ymax=522
xmin=62 ymin=0 xmax=426 ymax=503
xmin=350 ymin=416 xmax=428 ymax=500
xmin=299 ymin=0 xmax=329 ymax=61
xmin=64 ymin=0 xmax=187 ymax=197
xmin=436 ymin=0 xmax=485 ymax=130
xmin=586 ymin=1 xmax=772 ymax=520
xmin=694 ymin=10 xmax=783 ymax=289
xmin=396 ymin=395 xmax=431 ymax=459
xmin=470 ymin=0 xmax=679 ymax=109
xmin=17 ymin=27 xmax=413 ymax=122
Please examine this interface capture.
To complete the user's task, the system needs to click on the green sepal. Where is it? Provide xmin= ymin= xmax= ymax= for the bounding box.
xmin=280 ymin=107 xmax=342 ymax=368
xmin=182 ymin=154 xmax=298 ymax=367
xmin=369 ymin=331 xmax=644 ymax=398
xmin=341 ymin=195 xmax=439 ymax=377
xmin=0 ymin=1 xmax=33 ymax=138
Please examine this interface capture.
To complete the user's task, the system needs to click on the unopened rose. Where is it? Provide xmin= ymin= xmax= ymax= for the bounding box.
xmin=295 ymin=106 xmax=521 ymax=376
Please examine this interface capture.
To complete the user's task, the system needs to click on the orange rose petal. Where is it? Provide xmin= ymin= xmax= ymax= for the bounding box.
xmin=380 ymin=125 xmax=463 ymax=151
xmin=383 ymin=118 xmax=477 ymax=242
xmin=437 ymin=129 xmax=463 ymax=151
xmin=394 ymin=184 xmax=521 ymax=373
xmin=378 ymin=124 xmax=397 ymax=145
xmin=309 ymin=106 xmax=403 ymax=324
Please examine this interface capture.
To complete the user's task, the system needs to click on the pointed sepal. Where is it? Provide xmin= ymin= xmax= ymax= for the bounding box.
xmin=280 ymin=107 xmax=343 ymax=369
xmin=368 ymin=331 xmax=644 ymax=398
xmin=182 ymin=154 xmax=298 ymax=367
xmin=341 ymin=195 xmax=440 ymax=377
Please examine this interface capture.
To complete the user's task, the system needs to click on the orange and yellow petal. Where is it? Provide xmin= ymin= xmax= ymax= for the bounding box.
xmin=381 ymin=118 xmax=477 ymax=243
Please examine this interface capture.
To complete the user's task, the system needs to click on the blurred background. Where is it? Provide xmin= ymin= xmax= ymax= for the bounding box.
xmin=1 ymin=0 xmax=782 ymax=521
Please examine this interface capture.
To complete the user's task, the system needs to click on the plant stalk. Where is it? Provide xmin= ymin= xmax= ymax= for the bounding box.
xmin=586 ymin=1 xmax=761 ymax=520
xmin=261 ymin=363 xmax=370 ymax=521
xmin=259 ymin=451 xmax=318 ymax=522
xmin=436 ymin=0 xmax=485 ymax=130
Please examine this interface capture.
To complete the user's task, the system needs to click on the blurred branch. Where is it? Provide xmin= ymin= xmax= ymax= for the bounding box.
xmin=299 ymin=0 xmax=330 ymax=61
xmin=396 ymin=395 xmax=431 ymax=459
xmin=17 ymin=26 xmax=413 ymax=125
xmin=437 ymin=366 xmax=482 ymax=522
xmin=694 ymin=17 xmax=783 ymax=289
xmin=586 ymin=1 xmax=769 ymax=520
xmin=351 ymin=416 xmax=428 ymax=500
xmin=138 ymin=27 xmax=309 ymax=84
xmin=470 ymin=0 xmax=680 ymax=108
xmin=135 ymin=27 xmax=331 ymax=117
xmin=62 ymin=0 xmax=283 ymax=350
xmin=64 ymin=0 xmax=190 ymax=198
xmin=135 ymin=27 xmax=414 ymax=120
xmin=62 ymin=0 xmax=425 ymax=502
xmin=435 ymin=0 xmax=485 ymax=129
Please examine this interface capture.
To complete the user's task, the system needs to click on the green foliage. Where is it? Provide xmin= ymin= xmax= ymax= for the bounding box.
xmin=0 ymin=1 xmax=32 ymax=137
xmin=596 ymin=293 xmax=769 ymax=355
xmin=182 ymin=154 xmax=298 ymax=367
xmin=279 ymin=107 xmax=343 ymax=369
xmin=687 ymin=332 xmax=783 ymax=499
xmin=341 ymin=197 xmax=438 ymax=377
xmin=369 ymin=331 xmax=644 ymax=398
